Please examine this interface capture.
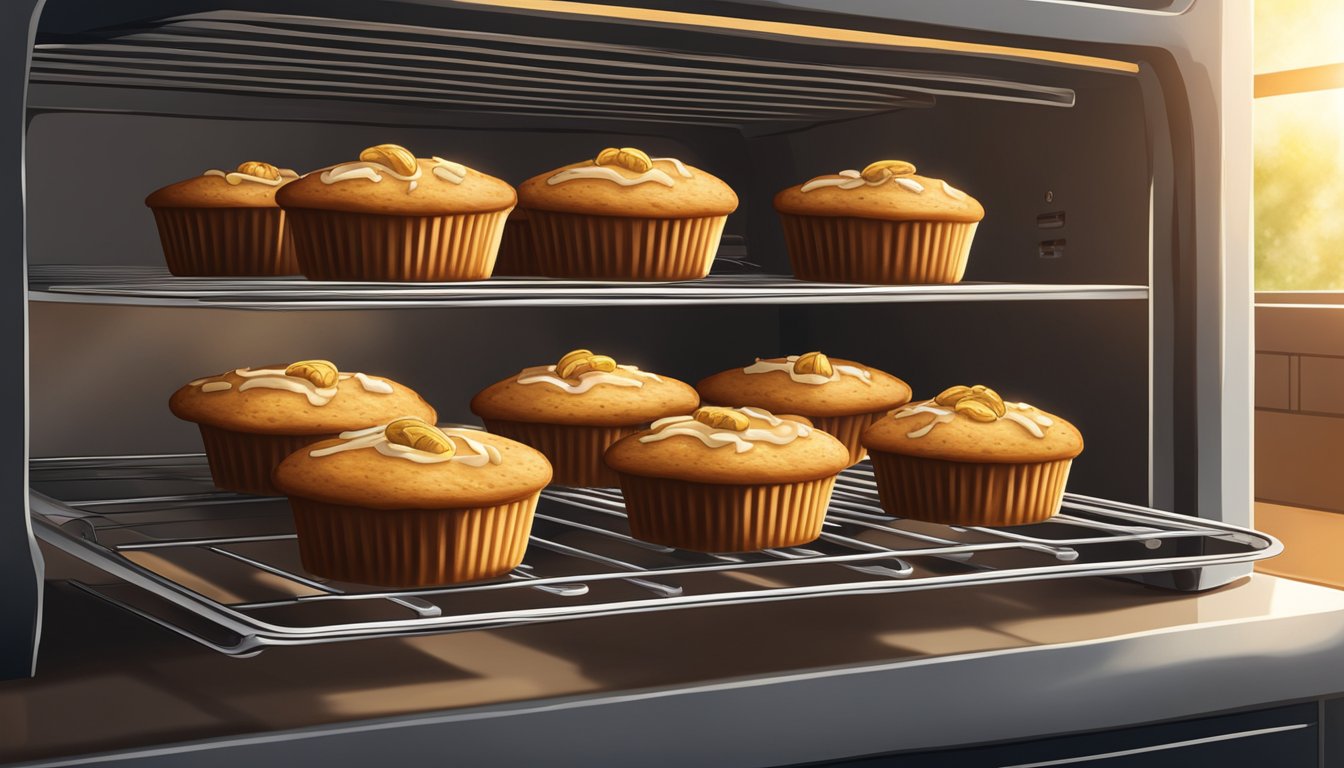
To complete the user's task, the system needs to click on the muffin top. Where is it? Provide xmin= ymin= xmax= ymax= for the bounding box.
xmin=471 ymin=348 xmax=699 ymax=427
xmin=274 ymin=418 xmax=552 ymax=509
xmin=170 ymin=360 xmax=436 ymax=436
xmin=604 ymin=406 xmax=850 ymax=484
xmin=145 ymin=161 xmax=299 ymax=209
xmin=697 ymin=352 xmax=911 ymax=417
xmin=275 ymin=143 xmax=516 ymax=215
xmin=862 ymin=385 xmax=1083 ymax=463
xmin=517 ymin=147 xmax=738 ymax=218
xmin=774 ymin=160 xmax=983 ymax=223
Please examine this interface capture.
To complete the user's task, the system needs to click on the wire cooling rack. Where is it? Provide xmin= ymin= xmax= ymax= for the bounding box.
xmin=29 ymin=454 xmax=1279 ymax=656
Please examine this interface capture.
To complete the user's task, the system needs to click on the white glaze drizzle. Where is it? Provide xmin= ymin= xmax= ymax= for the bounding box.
xmin=800 ymin=168 xmax=931 ymax=195
xmin=890 ymin=399 xmax=1053 ymax=439
xmin=200 ymin=381 xmax=232 ymax=393
xmin=545 ymin=157 xmax=690 ymax=188
xmin=639 ymin=406 xmax=810 ymax=454
xmin=310 ymin=422 xmax=502 ymax=466
xmin=889 ymin=401 xmax=955 ymax=438
xmin=742 ymin=355 xmax=873 ymax=386
xmin=942 ymin=180 xmax=966 ymax=199
xmin=515 ymin=364 xmax=660 ymax=394
xmin=203 ymin=168 xmax=298 ymax=187
xmin=318 ymin=155 xmax=473 ymax=193
xmin=353 ymin=372 xmax=394 ymax=394
xmin=212 ymin=367 xmax=394 ymax=406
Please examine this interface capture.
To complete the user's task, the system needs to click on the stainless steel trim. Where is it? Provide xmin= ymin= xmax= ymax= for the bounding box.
xmin=997 ymin=723 xmax=1312 ymax=767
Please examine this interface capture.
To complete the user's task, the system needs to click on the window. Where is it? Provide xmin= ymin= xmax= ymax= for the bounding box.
xmin=1253 ymin=0 xmax=1344 ymax=290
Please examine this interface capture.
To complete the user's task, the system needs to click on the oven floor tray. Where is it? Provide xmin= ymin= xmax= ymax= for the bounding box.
xmin=29 ymin=455 xmax=1280 ymax=656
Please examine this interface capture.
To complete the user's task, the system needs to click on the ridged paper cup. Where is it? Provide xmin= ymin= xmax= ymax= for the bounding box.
xmin=286 ymin=207 xmax=510 ymax=281
xmin=483 ymin=419 xmax=638 ymax=487
xmin=781 ymin=215 xmax=977 ymax=284
xmin=526 ymin=210 xmax=727 ymax=280
xmin=616 ymin=474 xmax=836 ymax=552
xmin=289 ymin=495 xmax=538 ymax=587
xmin=197 ymin=425 xmax=335 ymax=496
xmin=868 ymin=451 xmax=1073 ymax=526
xmin=150 ymin=207 xmax=298 ymax=276
xmin=492 ymin=208 xmax=538 ymax=276
xmin=808 ymin=410 xmax=890 ymax=466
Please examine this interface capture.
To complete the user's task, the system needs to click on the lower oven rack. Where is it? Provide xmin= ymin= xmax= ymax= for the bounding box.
xmin=29 ymin=455 xmax=1281 ymax=656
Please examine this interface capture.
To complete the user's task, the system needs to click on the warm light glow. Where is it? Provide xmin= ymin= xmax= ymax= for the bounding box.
xmin=456 ymin=0 xmax=1140 ymax=74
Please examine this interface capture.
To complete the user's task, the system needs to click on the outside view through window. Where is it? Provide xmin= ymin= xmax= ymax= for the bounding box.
xmin=1254 ymin=0 xmax=1344 ymax=290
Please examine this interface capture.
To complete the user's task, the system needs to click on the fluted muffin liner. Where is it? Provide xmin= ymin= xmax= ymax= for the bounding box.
xmin=492 ymin=209 xmax=538 ymax=276
xmin=809 ymin=410 xmax=891 ymax=466
xmin=868 ymin=452 xmax=1073 ymax=526
xmin=197 ymin=426 xmax=335 ymax=496
xmin=483 ymin=419 xmax=638 ymax=487
xmin=616 ymin=474 xmax=836 ymax=552
xmin=526 ymin=210 xmax=727 ymax=281
xmin=286 ymin=208 xmax=510 ymax=281
xmin=781 ymin=215 xmax=977 ymax=284
xmin=288 ymin=495 xmax=538 ymax=587
xmin=150 ymin=207 xmax=298 ymax=276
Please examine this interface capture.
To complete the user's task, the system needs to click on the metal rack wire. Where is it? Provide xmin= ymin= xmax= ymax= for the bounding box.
xmin=27 ymin=265 xmax=1149 ymax=308
xmin=30 ymin=455 xmax=1280 ymax=656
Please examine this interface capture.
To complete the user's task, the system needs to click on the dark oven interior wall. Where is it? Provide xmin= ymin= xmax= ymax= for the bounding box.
xmin=21 ymin=111 xmax=751 ymax=267
xmin=779 ymin=300 xmax=1151 ymax=506
xmin=740 ymin=74 xmax=1151 ymax=282
xmin=27 ymin=303 xmax=786 ymax=457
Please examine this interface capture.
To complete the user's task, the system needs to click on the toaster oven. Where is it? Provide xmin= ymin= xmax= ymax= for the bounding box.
xmin=4 ymin=0 xmax=1262 ymax=722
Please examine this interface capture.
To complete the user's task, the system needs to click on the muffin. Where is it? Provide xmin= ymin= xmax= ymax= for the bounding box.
xmin=774 ymin=160 xmax=983 ymax=284
xmin=516 ymin=147 xmax=738 ymax=280
xmin=145 ymin=161 xmax=300 ymax=276
xmin=169 ymin=360 xmax=436 ymax=495
xmin=275 ymin=143 xmax=515 ymax=281
xmin=861 ymin=385 xmax=1083 ymax=527
xmin=492 ymin=208 xmax=538 ymax=276
xmin=605 ymin=406 xmax=849 ymax=552
xmin=470 ymin=348 xmax=700 ymax=487
xmin=696 ymin=351 xmax=912 ymax=466
xmin=274 ymin=418 xmax=551 ymax=586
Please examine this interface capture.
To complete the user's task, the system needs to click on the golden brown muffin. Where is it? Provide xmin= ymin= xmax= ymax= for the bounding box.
xmin=275 ymin=143 xmax=516 ymax=281
xmin=169 ymin=360 xmax=436 ymax=495
xmin=604 ymin=406 xmax=848 ymax=551
xmin=145 ymin=160 xmax=300 ymax=276
xmin=471 ymin=348 xmax=699 ymax=487
xmin=275 ymin=419 xmax=551 ymax=586
xmin=696 ymin=351 xmax=912 ymax=466
xmin=861 ymin=384 xmax=1083 ymax=527
xmin=514 ymin=147 xmax=738 ymax=280
xmin=774 ymin=159 xmax=983 ymax=284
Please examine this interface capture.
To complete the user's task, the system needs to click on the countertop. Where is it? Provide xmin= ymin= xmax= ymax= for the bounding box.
xmin=5 ymin=543 xmax=1344 ymax=767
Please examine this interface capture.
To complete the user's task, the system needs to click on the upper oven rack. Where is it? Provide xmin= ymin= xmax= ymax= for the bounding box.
xmin=27 ymin=265 xmax=1149 ymax=309
xmin=30 ymin=455 xmax=1280 ymax=657
xmin=25 ymin=8 xmax=1105 ymax=131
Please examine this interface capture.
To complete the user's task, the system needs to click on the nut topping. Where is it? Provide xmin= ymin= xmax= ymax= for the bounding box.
xmin=935 ymin=384 xmax=1007 ymax=422
xmin=556 ymin=349 xmax=619 ymax=379
xmin=693 ymin=406 xmax=750 ymax=432
xmin=595 ymin=146 xmax=654 ymax=174
xmin=359 ymin=144 xmax=419 ymax=176
xmin=384 ymin=418 xmax=456 ymax=455
xmin=235 ymin=161 xmax=282 ymax=181
xmin=284 ymin=360 xmax=339 ymax=388
xmin=860 ymin=159 xmax=917 ymax=182
xmin=792 ymin=351 xmax=834 ymax=378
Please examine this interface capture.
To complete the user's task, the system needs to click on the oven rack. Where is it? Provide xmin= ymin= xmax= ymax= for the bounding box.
xmin=29 ymin=454 xmax=1280 ymax=656
xmin=27 ymin=265 xmax=1149 ymax=309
